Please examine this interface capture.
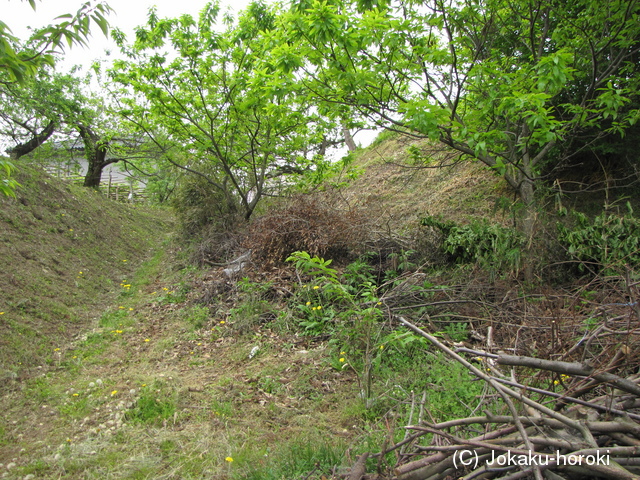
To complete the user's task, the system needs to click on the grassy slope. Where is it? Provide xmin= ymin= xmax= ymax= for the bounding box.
xmin=0 ymin=165 xmax=174 ymax=474
xmin=1 ymin=136 xmax=635 ymax=479
xmin=337 ymin=133 xmax=511 ymax=231
xmin=0 ymin=165 xmax=368 ymax=479
xmin=0 ymin=165 xmax=171 ymax=372
xmin=0 ymin=144 xmax=498 ymax=480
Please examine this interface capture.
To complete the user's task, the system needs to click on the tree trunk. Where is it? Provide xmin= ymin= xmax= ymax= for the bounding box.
xmin=83 ymin=153 xmax=107 ymax=187
xmin=518 ymin=179 xmax=536 ymax=281
xmin=77 ymin=125 xmax=110 ymax=188
xmin=7 ymin=120 xmax=55 ymax=161
xmin=343 ymin=123 xmax=357 ymax=152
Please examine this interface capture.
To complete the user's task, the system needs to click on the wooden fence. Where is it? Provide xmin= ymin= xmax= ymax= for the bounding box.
xmin=43 ymin=167 xmax=148 ymax=203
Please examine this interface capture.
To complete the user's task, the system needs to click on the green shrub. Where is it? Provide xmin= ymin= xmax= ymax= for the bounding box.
xmin=558 ymin=203 xmax=640 ymax=274
xmin=422 ymin=216 xmax=523 ymax=276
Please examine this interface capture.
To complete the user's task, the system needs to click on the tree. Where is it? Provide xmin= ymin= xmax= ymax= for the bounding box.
xmin=0 ymin=68 xmax=132 ymax=188
xmin=69 ymin=95 xmax=153 ymax=188
xmin=0 ymin=69 xmax=77 ymax=161
xmin=109 ymin=2 xmax=337 ymax=221
xmin=0 ymin=0 xmax=112 ymax=196
xmin=278 ymin=0 xmax=640 ymax=241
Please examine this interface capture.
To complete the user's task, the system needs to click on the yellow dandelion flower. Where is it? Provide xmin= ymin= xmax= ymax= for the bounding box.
xmin=313 ymin=285 xmax=320 ymax=290
xmin=69 ymin=228 xmax=73 ymax=232
xmin=220 ymin=320 xmax=226 ymax=325
xmin=122 ymin=259 xmax=127 ymax=262
xmin=111 ymin=390 xmax=118 ymax=396
xmin=54 ymin=348 xmax=60 ymax=352
xmin=317 ymin=305 xmax=322 ymax=310
xmin=151 ymin=291 xmax=157 ymax=295
xmin=119 ymin=306 xmax=124 ymax=309
xmin=197 ymin=342 xmax=202 ymax=346
xmin=142 ymin=384 xmax=147 ymax=387
xmin=554 ymin=380 xmax=559 ymax=385
xmin=163 ymin=287 xmax=169 ymax=291
xmin=377 ymin=302 xmax=382 ymax=305
xmin=306 ymin=301 xmax=311 ymax=306
xmin=144 ymin=339 xmax=150 ymax=342
xmin=340 ymin=351 xmax=346 ymax=354
xmin=339 ymin=358 xmax=345 ymax=362
xmin=73 ymin=393 xmax=79 ymax=397
xmin=0 ymin=312 xmax=4 ymax=315
xmin=79 ymin=271 xmax=83 ymax=274
xmin=72 ymin=355 xmax=77 ymax=359
xmin=129 ymin=308 xmax=133 ymax=311
xmin=379 ymin=345 xmax=384 ymax=350
xmin=225 ymin=457 xmax=233 ymax=463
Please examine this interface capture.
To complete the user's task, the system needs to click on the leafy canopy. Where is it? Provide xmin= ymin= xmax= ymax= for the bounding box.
xmin=277 ymin=0 xmax=640 ymax=217
xmin=0 ymin=1 xmax=112 ymax=85
xmin=110 ymin=1 xmax=334 ymax=220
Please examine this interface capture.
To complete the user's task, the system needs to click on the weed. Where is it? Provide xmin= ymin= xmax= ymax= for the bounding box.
xmin=344 ymin=255 xmax=376 ymax=293
xmin=159 ymin=439 xmax=179 ymax=456
xmin=287 ymin=251 xmax=387 ymax=407
xmin=156 ymin=287 xmax=183 ymax=304
xmin=126 ymin=384 xmax=177 ymax=424
xmin=440 ymin=322 xmax=469 ymax=342
xmin=98 ymin=309 xmax=132 ymax=329
xmin=209 ymin=398 xmax=235 ymax=418
xmin=26 ymin=376 xmax=55 ymax=403
xmin=59 ymin=394 xmax=91 ymax=418
xmin=184 ymin=304 xmax=210 ymax=330
xmin=235 ymin=437 xmax=346 ymax=480
xmin=228 ymin=278 xmax=276 ymax=332
xmin=0 ymin=423 xmax=8 ymax=446
xmin=383 ymin=249 xmax=418 ymax=282
xmin=422 ymin=215 xmax=523 ymax=277
xmin=258 ymin=376 xmax=283 ymax=395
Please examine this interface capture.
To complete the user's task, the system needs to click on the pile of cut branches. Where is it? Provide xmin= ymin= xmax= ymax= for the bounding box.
xmin=343 ymin=274 xmax=640 ymax=480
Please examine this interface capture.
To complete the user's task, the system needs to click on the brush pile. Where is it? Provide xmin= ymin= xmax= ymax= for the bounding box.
xmin=346 ymin=275 xmax=640 ymax=480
